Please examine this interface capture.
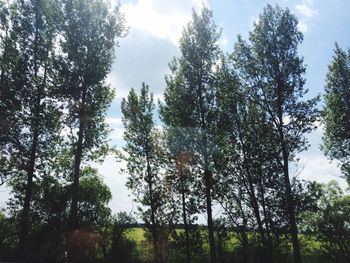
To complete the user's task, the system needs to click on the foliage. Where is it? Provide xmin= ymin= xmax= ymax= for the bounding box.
xmin=322 ymin=44 xmax=350 ymax=182
xmin=121 ymin=84 xmax=177 ymax=263
xmin=301 ymin=181 xmax=350 ymax=262
xmin=231 ymin=4 xmax=319 ymax=263
xmin=0 ymin=0 xmax=21 ymax=186
xmin=1 ymin=2 xmax=350 ymax=263
xmin=0 ymin=210 xmax=17 ymax=260
xmin=55 ymin=0 xmax=125 ymax=230
xmin=160 ymin=7 xmax=221 ymax=263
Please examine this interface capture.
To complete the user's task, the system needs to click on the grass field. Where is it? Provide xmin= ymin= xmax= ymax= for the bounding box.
xmin=126 ymin=228 xmax=330 ymax=263
xmin=127 ymin=228 xmax=146 ymax=243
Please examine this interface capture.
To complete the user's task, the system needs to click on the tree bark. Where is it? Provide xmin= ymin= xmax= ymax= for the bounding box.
xmin=257 ymin=166 xmax=274 ymax=260
xmin=18 ymin=23 xmax=43 ymax=256
xmin=68 ymin=87 xmax=87 ymax=230
xmin=205 ymin=166 xmax=216 ymax=263
xmin=245 ymin=170 xmax=268 ymax=250
xmin=278 ymin=125 xmax=302 ymax=263
xmin=275 ymin=66 xmax=302 ymax=262
xmin=180 ymin=165 xmax=191 ymax=263
xmin=198 ymin=73 xmax=216 ymax=263
xmin=68 ymin=125 xmax=83 ymax=230
xmin=18 ymin=109 xmax=39 ymax=257
xmin=238 ymin=131 xmax=269 ymax=252
xmin=145 ymin=146 xmax=160 ymax=263
xmin=240 ymin=210 xmax=249 ymax=263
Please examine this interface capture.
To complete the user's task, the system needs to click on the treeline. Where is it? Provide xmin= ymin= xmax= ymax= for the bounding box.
xmin=120 ymin=5 xmax=350 ymax=263
xmin=1 ymin=1 xmax=350 ymax=263
xmin=0 ymin=0 xmax=127 ymax=262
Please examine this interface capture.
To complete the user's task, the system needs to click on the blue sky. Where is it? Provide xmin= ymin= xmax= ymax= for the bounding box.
xmin=1 ymin=0 xmax=350 ymax=217
xmin=102 ymin=0 xmax=350 ymax=215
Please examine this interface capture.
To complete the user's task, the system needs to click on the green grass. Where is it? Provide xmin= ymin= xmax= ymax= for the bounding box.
xmin=127 ymin=227 xmax=146 ymax=243
xmin=125 ymin=228 xmax=328 ymax=263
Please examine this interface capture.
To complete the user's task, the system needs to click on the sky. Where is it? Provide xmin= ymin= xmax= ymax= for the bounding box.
xmin=1 ymin=0 xmax=350 ymax=218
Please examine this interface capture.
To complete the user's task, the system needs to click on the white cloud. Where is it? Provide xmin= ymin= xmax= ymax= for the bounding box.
xmin=121 ymin=0 xmax=208 ymax=46
xmin=296 ymin=154 xmax=344 ymax=185
xmin=106 ymin=117 xmax=123 ymax=126
xmin=297 ymin=21 xmax=308 ymax=33
xmin=110 ymin=127 xmax=125 ymax=140
xmin=294 ymin=0 xmax=318 ymax=33
xmin=107 ymin=117 xmax=125 ymax=141
xmin=295 ymin=3 xmax=318 ymax=17
xmin=249 ymin=15 xmax=260 ymax=30
xmin=0 ymin=186 xmax=10 ymax=211
xmin=92 ymin=155 xmax=134 ymax=214
xmin=293 ymin=124 xmax=348 ymax=190
xmin=153 ymin=93 xmax=165 ymax=103
xmin=219 ymin=36 xmax=229 ymax=48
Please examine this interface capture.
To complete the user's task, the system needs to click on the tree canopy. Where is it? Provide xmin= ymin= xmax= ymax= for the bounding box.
xmin=0 ymin=2 xmax=349 ymax=263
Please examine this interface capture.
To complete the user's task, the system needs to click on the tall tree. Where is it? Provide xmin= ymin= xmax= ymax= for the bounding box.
xmin=232 ymin=5 xmax=319 ymax=263
xmin=56 ymin=0 xmax=125 ymax=230
xmin=121 ymin=84 xmax=167 ymax=263
xmin=6 ymin=164 xmax=114 ymax=262
xmin=0 ymin=1 xmax=20 ymax=185
xmin=164 ymin=129 xmax=201 ymax=263
xmin=1 ymin=0 xmax=63 ymax=256
xmin=215 ymin=74 xmax=273 ymax=260
xmin=301 ymin=181 xmax=350 ymax=262
xmin=160 ymin=7 xmax=221 ymax=263
xmin=0 ymin=0 xmax=21 ymax=186
xmin=322 ymin=44 xmax=350 ymax=183
xmin=215 ymin=56 xmax=291 ymax=261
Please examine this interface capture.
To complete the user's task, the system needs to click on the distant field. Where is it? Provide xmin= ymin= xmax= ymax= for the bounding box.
xmin=127 ymin=227 xmax=146 ymax=242
xmin=126 ymin=228 xmax=328 ymax=263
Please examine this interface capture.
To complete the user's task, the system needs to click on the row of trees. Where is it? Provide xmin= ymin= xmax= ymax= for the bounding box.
xmin=0 ymin=0 xmax=126 ymax=261
xmin=121 ymin=4 xmax=350 ymax=263
xmin=1 ymin=1 xmax=350 ymax=263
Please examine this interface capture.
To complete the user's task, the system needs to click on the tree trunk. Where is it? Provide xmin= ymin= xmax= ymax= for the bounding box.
xmin=258 ymin=167 xmax=274 ymax=260
xmin=201 ymin=118 xmax=216 ymax=263
xmin=275 ymin=232 xmax=282 ymax=263
xmin=217 ymin=236 xmax=224 ymax=263
xmin=146 ymin=148 xmax=160 ymax=263
xmin=276 ymin=73 xmax=302 ymax=263
xmin=246 ymin=173 xmax=268 ymax=250
xmin=236 ymin=188 xmax=248 ymax=263
xmin=66 ymin=92 xmax=86 ymax=263
xmin=205 ymin=167 xmax=217 ymax=263
xmin=241 ymin=220 xmax=249 ymax=263
xmin=68 ymin=88 xmax=87 ymax=230
xmin=280 ymin=132 xmax=302 ymax=263
xmin=68 ymin=126 xmax=83 ymax=229
xmin=238 ymin=124 xmax=271 ymax=260
xmin=180 ymin=166 xmax=191 ymax=263
xmin=18 ymin=111 xmax=39 ymax=257
xmin=18 ymin=25 xmax=43 ymax=256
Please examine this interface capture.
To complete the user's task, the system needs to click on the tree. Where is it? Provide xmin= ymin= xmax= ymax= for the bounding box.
xmin=106 ymin=212 xmax=137 ymax=262
xmin=121 ymin=84 xmax=169 ymax=263
xmin=6 ymin=164 xmax=113 ymax=262
xmin=56 ymin=0 xmax=126 ymax=230
xmin=78 ymin=168 xmax=112 ymax=226
xmin=232 ymin=5 xmax=319 ymax=263
xmin=215 ymin=56 xmax=299 ymax=261
xmin=0 ymin=0 xmax=63 ymax=256
xmin=301 ymin=181 xmax=350 ymax=262
xmin=65 ymin=170 xmax=113 ymax=263
xmin=322 ymin=44 xmax=350 ymax=183
xmin=160 ymin=7 xmax=221 ymax=263
xmin=0 ymin=0 xmax=21 ymax=186
xmin=318 ymin=194 xmax=350 ymax=262
xmin=0 ymin=209 xmax=17 ymax=259
xmin=164 ymin=134 xmax=201 ymax=263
